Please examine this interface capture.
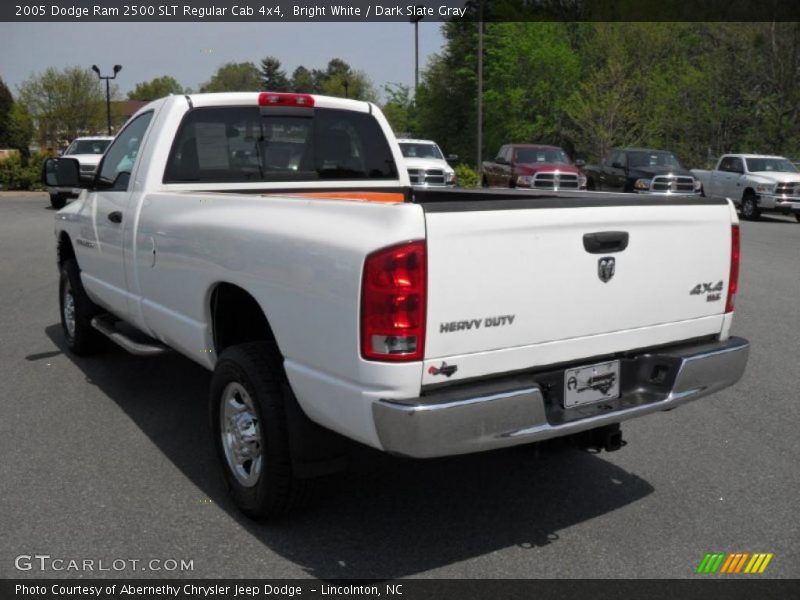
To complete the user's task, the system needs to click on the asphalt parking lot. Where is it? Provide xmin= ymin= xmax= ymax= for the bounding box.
xmin=0 ymin=193 xmax=798 ymax=579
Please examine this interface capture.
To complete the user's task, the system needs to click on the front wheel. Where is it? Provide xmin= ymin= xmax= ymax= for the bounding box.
xmin=59 ymin=259 xmax=105 ymax=355
xmin=794 ymin=213 xmax=800 ymax=223
xmin=210 ymin=342 xmax=304 ymax=520
xmin=741 ymin=194 xmax=760 ymax=221
xmin=50 ymin=194 xmax=67 ymax=210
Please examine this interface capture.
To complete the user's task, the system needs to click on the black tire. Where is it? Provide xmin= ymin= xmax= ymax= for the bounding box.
xmin=481 ymin=176 xmax=489 ymax=188
xmin=741 ymin=193 xmax=760 ymax=221
xmin=794 ymin=213 xmax=800 ymax=223
xmin=210 ymin=341 xmax=304 ymax=520
xmin=586 ymin=178 xmax=596 ymax=191
xmin=59 ymin=259 xmax=105 ymax=355
xmin=50 ymin=194 xmax=67 ymax=210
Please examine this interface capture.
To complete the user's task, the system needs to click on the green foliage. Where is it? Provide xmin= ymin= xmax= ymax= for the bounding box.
xmin=289 ymin=67 xmax=314 ymax=93
xmin=259 ymin=57 xmax=290 ymax=92
xmin=200 ymin=62 xmax=261 ymax=93
xmin=482 ymin=23 xmax=581 ymax=153
xmin=415 ymin=22 xmax=800 ymax=169
xmin=0 ymin=150 xmax=49 ymax=191
xmin=454 ymin=164 xmax=480 ymax=188
xmin=6 ymin=103 xmax=34 ymax=159
xmin=416 ymin=20 xmax=481 ymax=168
xmin=17 ymin=66 xmax=105 ymax=149
xmin=128 ymin=76 xmax=183 ymax=100
xmin=317 ymin=59 xmax=377 ymax=101
xmin=0 ymin=77 xmax=13 ymax=147
xmin=381 ymin=83 xmax=418 ymax=135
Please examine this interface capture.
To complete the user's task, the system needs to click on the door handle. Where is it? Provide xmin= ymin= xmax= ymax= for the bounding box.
xmin=583 ymin=231 xmax=629 ymax=254
xmin=108 ymin=211 xmax=122 ymax=224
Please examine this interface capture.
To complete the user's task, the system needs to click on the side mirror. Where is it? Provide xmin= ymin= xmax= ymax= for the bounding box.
xmin=575 ymin=159 xmax=586 ymax=168
xmin=611 ymin=161 xmax=625 ymax=169
xmin=446 ymin=154 xmax=459 ymax=163
xmin=42 ymin=157 xmax=82 ymax=188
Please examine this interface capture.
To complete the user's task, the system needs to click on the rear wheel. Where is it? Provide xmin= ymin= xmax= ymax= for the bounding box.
xmin=741 ymin=193 xmax=760 ymax=221
xmin=795 ymin=213 xmax=800 ymax=223
xmin=59 ymin=259 xmax=105 ymax=355
xmin=210 ymin=341 xmax=304 ymax=520
xmin=50 ymin=194 xmax=67 ymax=210
xmin=481 ymin=176 xmax=489 ymax=188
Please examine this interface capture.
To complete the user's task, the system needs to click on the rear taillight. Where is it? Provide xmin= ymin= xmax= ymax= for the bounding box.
xmin=725 ymin=224 xmax=740 ymax=313
xmin=361 ymin=240 xmax=427 ymax=362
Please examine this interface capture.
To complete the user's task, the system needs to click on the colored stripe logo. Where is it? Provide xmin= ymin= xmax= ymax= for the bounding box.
xmin=696 ymin=552 xmax=773 ymax=574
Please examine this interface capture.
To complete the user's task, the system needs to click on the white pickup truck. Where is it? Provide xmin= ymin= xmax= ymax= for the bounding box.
xmin=44 ymin=92 xmax=750 ymax=519
xmin=692 ymin=154 xmax=800 ymax=222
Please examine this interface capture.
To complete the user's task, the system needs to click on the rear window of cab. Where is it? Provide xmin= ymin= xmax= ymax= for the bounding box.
xmin=163 ymin=106 xmax=398 ymax=183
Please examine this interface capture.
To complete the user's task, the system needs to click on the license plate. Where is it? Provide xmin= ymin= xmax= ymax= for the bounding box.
xmin=563 ymin=360 xmax=621 ymax=408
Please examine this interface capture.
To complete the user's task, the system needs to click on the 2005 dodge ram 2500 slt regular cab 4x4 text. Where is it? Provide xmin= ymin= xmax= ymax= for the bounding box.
xmin=44 ymin=92 xmax=750 ymax=519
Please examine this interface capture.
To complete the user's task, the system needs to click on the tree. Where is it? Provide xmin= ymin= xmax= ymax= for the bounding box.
xmin=290 ymin=66 xmax=317 ymax=93
xmin=320 ymin=69 xmax=377 ymax=101
xmin=482 ymin=23 xmax=581 ymax=154
xmin=6 ymin=103 xmax=34 ymax=159
xmin=128 ymin=76 xmax=183 ymax=100
xmin=199 ymin=62 xmax=261 ymax=93
xmin=17 ymin=66 xmax=105 ymax=149
xmin=0 ymin=77 xmax=12 ymax=147
xmin=381 ymin=83 xmax=417 ymax=134
xmin=259 ymin=57 xmax=290 ymax=91
xmin=564 ymin=24 xmax=645 ymax=162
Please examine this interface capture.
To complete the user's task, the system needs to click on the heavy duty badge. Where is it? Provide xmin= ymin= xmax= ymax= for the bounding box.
xmin=598 ymin=256 xmax=616 ymax=283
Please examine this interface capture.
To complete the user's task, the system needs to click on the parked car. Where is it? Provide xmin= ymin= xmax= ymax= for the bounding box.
xmin=482 ymin=144 xmax=586 ymax=190
xmin=583 ymin=148 xmax=700 ymax=194
xmin=692 ymin=154 xmax=800 ymax=222
xmin=397 ymin=138 xmax=457 ymax=187
xmin=46 ymin=136 xmax=113 ymax=209
xmin=43 ymin=92 xmax=749 ymax=519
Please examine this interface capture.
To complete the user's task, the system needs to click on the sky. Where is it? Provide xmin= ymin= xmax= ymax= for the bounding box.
xmin=0 ymin=21 xmax=445 ymax=101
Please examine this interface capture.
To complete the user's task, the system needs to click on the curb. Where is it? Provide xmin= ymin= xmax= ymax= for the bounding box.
xmin=0 ymin=191 xmax=48 ymax=198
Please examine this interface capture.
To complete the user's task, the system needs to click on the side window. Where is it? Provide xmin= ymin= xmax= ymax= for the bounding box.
xmin=504 ymin=146 xmax=514 ymax=162
xmin=495 ymin=145 xmax=507 ymax=162
xmin=730 ymin=158 xmax=744 ymax=173
xmin=718 ymin=157 xmax=732 ymax=172
xmin=96 ymin=112 xmax=154 ymax=191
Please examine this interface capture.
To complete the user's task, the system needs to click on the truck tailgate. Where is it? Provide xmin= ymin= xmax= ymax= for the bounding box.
xmin=422 ymin=195 xmax=733 ymax=383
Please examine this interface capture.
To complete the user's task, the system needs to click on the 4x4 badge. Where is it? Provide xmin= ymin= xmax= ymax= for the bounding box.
xmin=598 ymin=256 xmax=616 ymax=283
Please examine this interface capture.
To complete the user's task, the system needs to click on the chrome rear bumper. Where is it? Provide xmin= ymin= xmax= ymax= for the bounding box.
xmin=373 ymin=337 xmax=749 ymax=458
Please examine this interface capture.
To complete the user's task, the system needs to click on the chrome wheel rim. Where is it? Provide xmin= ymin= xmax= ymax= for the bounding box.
xmin=62 ymin=283 xmax=76 ymax=339
xmin=743 ymin=200 xmax=753 ymax=217
xmin=220 ymin=382 xmax=262 ymax=488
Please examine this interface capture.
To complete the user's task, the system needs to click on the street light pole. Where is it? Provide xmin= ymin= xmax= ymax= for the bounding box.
xmin=91 ymin=64 xmax=122 ymax=135
xmin=477 ymin=3 xmax=484 ymax=170
xmin=410 ymin=8 xmax=424 ymax=97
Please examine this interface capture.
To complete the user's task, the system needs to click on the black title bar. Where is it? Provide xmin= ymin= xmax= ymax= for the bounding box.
xmin=4 ymin=0 xmax=800 ymax=22
xmin=3 ymin=579 xmax=800 ymax=600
